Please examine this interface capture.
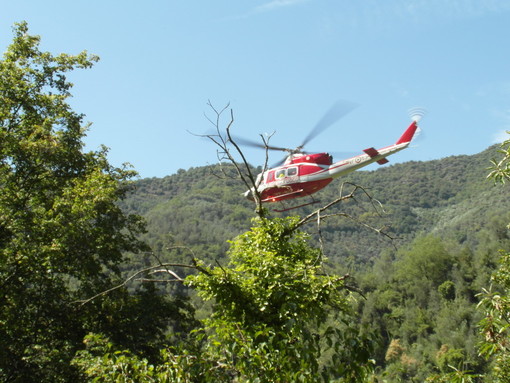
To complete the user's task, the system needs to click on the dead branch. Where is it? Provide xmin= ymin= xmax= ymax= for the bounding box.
xmin=294 ymin=184 xmax=359 ymax=230
xmin=200 ymin=101 xmax=274 ymax=217
xmin=294 ymin=183 xmax=391 ymax=234
xmin=148 ymin=268 xmax=184 ymax=281
xmin=76 ymin=246 xmax=211 ymax=306
xmin=76 ymin=262 xmax=198 ymax=306
xmin=290 ymin=183 xmax=395 ymax=264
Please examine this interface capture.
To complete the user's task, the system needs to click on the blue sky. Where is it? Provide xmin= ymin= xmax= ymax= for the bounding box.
xmin=2 ymin=1 xmax=510 ymax=178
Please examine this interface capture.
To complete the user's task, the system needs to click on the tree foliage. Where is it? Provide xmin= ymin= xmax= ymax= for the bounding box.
xmin=107 ymin=119 xmax=510 ymax=382
xmin=74 ymin=216 xmax=377 ymax=382
xmin=476 ymin=134 xmax=510 ymax=383
xmin=186 ymin=216 xmax=375 ymax=382
xmin=0 ymin=22 xmax=174 ymax=382
xmin=80 ymin=115 xmax=510 ymax=382
xmin=487 ymin=132 xmax=510 ymax=184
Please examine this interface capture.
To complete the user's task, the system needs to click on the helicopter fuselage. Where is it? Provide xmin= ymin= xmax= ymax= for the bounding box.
xmin=244 ymin=120 xmax=418 ymax=203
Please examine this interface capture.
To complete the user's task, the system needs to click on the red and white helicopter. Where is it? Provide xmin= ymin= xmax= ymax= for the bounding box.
xmin=242 ymin=102 xmax=423 ymax=211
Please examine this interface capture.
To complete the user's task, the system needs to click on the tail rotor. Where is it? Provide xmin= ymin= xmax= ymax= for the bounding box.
xmin=408 ymin=107 xmax=427 ymax=123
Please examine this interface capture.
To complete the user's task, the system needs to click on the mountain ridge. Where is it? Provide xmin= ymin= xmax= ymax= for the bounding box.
xmin=122 ymin=144 xmax=509 ymax=265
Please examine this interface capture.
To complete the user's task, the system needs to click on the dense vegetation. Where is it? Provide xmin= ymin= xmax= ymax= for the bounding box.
xmin=117 ymin=144 xmax=510 ymax=381
xmin=2 ymin=22 xmax=510 ymax=382
xmin=0 ymin=23 xmax=194 ymax=382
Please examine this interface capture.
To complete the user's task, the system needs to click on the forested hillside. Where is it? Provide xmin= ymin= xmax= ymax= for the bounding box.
xmin=123 ymin=144 xmax=509 ymax=267
xmin=120 ymin=144 xmax=510 ymax=381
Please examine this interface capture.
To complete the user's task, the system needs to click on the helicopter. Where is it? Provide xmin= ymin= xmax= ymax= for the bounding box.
xmin=241 ymin=101 xmax=423 ymax=211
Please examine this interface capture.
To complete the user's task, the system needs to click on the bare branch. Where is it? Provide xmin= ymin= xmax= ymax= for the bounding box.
xmin=136 ymin=278 xmax=184 ymax=283
xmin=290 ymin=183 xmax=395 ymax=263
xmin=294 ymin=185 xmax=358 ymax=230
xmin=76 ymin=262 xmax=198 ymax=306
xmin=148 ymin=268 xmax=184 ymax=281
xmin=199 ymin=101 xmax=274 ymax=217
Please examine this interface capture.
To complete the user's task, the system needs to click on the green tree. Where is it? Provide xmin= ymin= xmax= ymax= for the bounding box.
xmin=0 ymin=22 xmax=161 ymax=382
xmin=73 ymin=333 xmax=230 ymax=383
xmin=478 ymin=252 xmax=510 ymax=382
xmin=477 ymin=133 xmax=510 ymax=383
xmin=487 ymin=132 xmax=510 ymax=184
xmin=185 ymin=216 xmax=375 ymax=382
xmin=73 ymin=216 xmax=377 ymax=382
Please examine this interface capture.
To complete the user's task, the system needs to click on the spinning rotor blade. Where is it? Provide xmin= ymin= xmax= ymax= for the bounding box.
xmin=270 ymin=155 xmax=288 ymax=168
xmin=233 ymin=135 xmax=290 ymax=152
xmin=300 ymin=100 xmax=358 ymax=149
xmin=233 ymin=100 xmax=358 ymax=163
xmin=233 ymin=135 xmax=290 ymax=167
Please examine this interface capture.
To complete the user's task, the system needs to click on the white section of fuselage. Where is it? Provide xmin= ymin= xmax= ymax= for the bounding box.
xmin=301 ymin=141 xmax=410 ymax=183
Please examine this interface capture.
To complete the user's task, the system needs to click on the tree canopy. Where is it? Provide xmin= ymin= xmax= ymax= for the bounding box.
xmin=0 ymin=22 xmax=177 ymax=382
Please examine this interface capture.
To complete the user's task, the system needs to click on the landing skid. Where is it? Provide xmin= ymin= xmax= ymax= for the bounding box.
xmin=273 ymin=199 xmax=321 ymax=213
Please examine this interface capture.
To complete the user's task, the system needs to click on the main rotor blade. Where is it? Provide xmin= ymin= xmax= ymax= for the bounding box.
xmin=300 ymin=100 xmax=358 ymax=148
xmin=270 ymin=155 xmax=289 ymax=168
xmin=233 ymin=135 xmax=290 ymax=152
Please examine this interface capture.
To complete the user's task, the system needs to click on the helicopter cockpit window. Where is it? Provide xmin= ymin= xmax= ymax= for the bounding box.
xmin=287 ymin=167 xmax=298 ymax=177
xmin=276 ymin=169 xmax=286 ymax=179
xmin=275 ymin=167 xmax=298 ymax=179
